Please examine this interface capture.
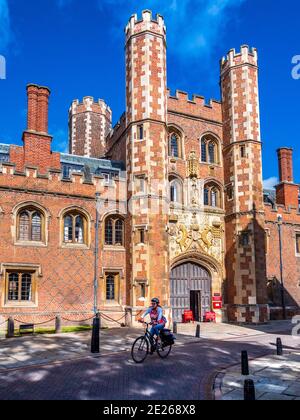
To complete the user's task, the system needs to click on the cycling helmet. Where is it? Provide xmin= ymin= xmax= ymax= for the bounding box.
xmin=151 ymin=298 xmax=160 ymax=304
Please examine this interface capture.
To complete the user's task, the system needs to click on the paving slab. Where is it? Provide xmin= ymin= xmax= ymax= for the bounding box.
xmin=284 ymin=383 xmax=300 ymax=397
xmin=258 ymin=392 xmax=294 ymax=401
xmin=216 ymin=351 xmax=300 ymax=401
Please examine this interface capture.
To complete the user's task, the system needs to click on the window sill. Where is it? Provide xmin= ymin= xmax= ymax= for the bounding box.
xmin=169 ymin=157 xmax=183 ymax=162
xmin=61 ymin=243 xmax=90 ymax=250
xmin=204 ymin=206 xmax=225 ymax=214
xmin=3 ymin=302 xmax=38 ymax=309
xmin=103 ymin=246 xmax=125 ymax=252
xmin=200 ymin=162 xmax=222 ymax=167
xmin=103 ymin=301 xmax=122 ymax=307
xmin=14 ymin=241 xmax=47 ymax=248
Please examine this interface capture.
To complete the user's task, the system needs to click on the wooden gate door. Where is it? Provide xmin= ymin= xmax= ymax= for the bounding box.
xmin=170 ymin=262 xmax=212 ymax=322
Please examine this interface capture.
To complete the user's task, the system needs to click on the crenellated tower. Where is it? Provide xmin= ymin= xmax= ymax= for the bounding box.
xmin=221 ymin=46 xmax=269 ymax=323
xmin=69 ymin=96 xmax=112 ymax=158
xmin=125 ymin=11 xmax=169 ymax=312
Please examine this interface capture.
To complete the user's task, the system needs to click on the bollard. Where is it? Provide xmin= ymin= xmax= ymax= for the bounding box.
xmin=55 ymin=316 xmax=62 ymax=334
xmin=244 ymin=379 xmax=256 ymax=401
xmin=173 ymin=321 xmax=177 ymax=334
xmin=276 ymin=338 xmax=283 ymax=356
xmin=7 ymin=317 xmax=14 ymax=338
xmin=91 ymin=313 xmax=100 ymax=354
xmin=196 ymin=323 xmax=201 ymax=338
xmin=241 ymin=350 xmax=250 ymax=376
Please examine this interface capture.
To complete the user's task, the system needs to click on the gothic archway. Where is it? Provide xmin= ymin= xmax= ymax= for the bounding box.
xmin=170 ymin=261 xmax=212 ymax=322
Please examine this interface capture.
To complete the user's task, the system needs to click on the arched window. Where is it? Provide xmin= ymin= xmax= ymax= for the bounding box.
xmin=169 ymin=178 xmax=183 ymax=205
xmin=200 ymin=135 xmax=219 ymax=164
xmin=203 ymin=183 xmax=222 ymax=208
xmin=104 ymin=216 xmax=125 ymax=246
xmin=17 ymin=207 xmax=44 ymax=242
xmin=170 ymin=134 xmax=179 ymax=158
xmin=63 ymin=211 xmax=87 ymax=245
xmin=169 ymin=131 xmax=182 ymax=158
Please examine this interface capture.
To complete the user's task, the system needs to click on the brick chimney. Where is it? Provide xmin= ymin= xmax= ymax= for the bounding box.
xmin=27 ymin=84 xmax=50 ymax=133
xmin=276 ymin=148 xmax=299 ymax=208
xmin=278 ymin=148 xmax=293 ymax=183
xmin=10 ymin=84 xmax=60 ymax=174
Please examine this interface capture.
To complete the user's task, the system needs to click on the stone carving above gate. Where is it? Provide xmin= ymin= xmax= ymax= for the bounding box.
xmin=168 ymin=213 xmax=223 ymax=263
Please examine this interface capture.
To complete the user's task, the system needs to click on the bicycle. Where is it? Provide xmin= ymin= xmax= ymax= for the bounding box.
xmin=131 ymin=322 xmax=173 ymax=364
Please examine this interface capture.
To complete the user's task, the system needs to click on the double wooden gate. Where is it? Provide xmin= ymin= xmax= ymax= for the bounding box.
xmin=170 ymin=262 xmax=212 ymax=322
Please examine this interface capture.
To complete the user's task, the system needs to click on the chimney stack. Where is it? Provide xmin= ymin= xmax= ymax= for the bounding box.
xmin=277 ymin=148 xmax=293 ymax=183
xmin=276 ymin=148 xmax=299 ymax=208
xmin=17 ymin=83 xmax=61 ymax=174
xmin=27 ymin=84 xmax=51 ymax=133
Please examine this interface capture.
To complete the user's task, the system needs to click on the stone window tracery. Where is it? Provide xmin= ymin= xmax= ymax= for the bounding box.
xmin=201 ymin=135 xmax=219 ymax=165
xmin=203 ymin=183 xmax=222 ymax=208
xmin=63 ymin=211 xmax=87 ymax=245
xmin=104 ymin=216 xmax=125 ymax=246
xmin=17 ymin=207 xmax=44 ymax=243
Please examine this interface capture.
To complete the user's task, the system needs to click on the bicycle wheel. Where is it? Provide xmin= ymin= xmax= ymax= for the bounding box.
xmin=156 ymin=337 xmax=172 ymax=359
xmin=131 ymin=336 xmax=149 ymax=363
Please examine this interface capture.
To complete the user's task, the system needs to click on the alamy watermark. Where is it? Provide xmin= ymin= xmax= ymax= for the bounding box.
xmin=292 ymin=315 xmax=300 ymax=338
xmin=0 ymin=315 xmax=6 ymax=340
xmin=292 ymin=55 xmax=300 ymax=80
xmin=0 ymin=55 xmax=6 ymax=80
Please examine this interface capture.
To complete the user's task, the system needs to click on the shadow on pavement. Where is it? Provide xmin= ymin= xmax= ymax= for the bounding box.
xmin=0 ymin=335 xmax=295 ymax=400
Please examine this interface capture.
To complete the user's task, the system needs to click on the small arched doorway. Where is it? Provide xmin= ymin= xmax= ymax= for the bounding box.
xmin=170 ymin=262 xmax=212 ymax=322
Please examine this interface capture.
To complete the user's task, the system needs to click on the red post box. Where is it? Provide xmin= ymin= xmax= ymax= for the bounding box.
xmin=212 ymin=293 xmax=222 ymax=310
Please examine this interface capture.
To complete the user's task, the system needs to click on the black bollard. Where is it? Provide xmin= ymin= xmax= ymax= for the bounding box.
xmin=244 ymin=379 xmax=256 ymax=401
xmin=173 ymin=321 xmax=177 ymax=334
xmin=276 ymin=338 xmax=283 ymax=356
xmin=196 ymin=323 xmax=201 ymax=338
xmin=55 ymin=316 xmax=62 ymax=334
xmin=7 ymin=317 xmax=14 ymax=338
xmin=91 ymin=313 xmax=100 ymax=354
xmin=241 ymin=350 xmax=249 ymax=376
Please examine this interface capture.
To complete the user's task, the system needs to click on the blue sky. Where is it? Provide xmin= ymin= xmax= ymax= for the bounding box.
xmin=0 ymin=0 xmax=300 ymax=187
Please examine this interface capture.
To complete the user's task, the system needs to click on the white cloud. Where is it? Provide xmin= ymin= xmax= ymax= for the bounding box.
xmin=54 ymin=0 xmax=246 ymax=65
xmin=263 ymin=177 xmax=278 ymax=190
xmin=97 ymin=0 xmax=246 ymax=60
xmin=0 ymin=0 xmax=11 ymax=50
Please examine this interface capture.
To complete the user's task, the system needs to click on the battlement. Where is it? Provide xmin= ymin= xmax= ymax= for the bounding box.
xmin=70 ymin=97 xmax=112 ymax=118
xmin=167 ymin=89 xmax=222 ymax=123
xmin=0 ymin=160 xmax=127 ymax=199
xmin=125 ymin=10 xmax=166 ymax=39
xmin=265 ymin=201 xmax=300 ymax=221
xmin=221 ymin=45 xmax=258 ymax=72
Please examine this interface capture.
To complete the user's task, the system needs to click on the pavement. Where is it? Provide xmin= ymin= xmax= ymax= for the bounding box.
xmin=214 ymin=352 xmax=300 ymax=400
xmin=0 ymin=321 xmax=291 ymax=371
xmin=177 ymin=320 xmax=292 ymax=340
xmin=0 ymin=327 xmax=201 ymax=371
xmin=0 ymin=320 xmax=299 ymax=400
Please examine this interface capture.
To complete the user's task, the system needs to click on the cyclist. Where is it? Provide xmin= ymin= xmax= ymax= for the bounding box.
xmin=139 ymin=298 xmax=166 ymax=339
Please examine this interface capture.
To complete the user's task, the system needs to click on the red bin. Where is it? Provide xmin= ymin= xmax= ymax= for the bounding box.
xmin=203 ymin=311 xmax=216 ymax=323
xmin=182 ymin=310 xmax=195 ymax=323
